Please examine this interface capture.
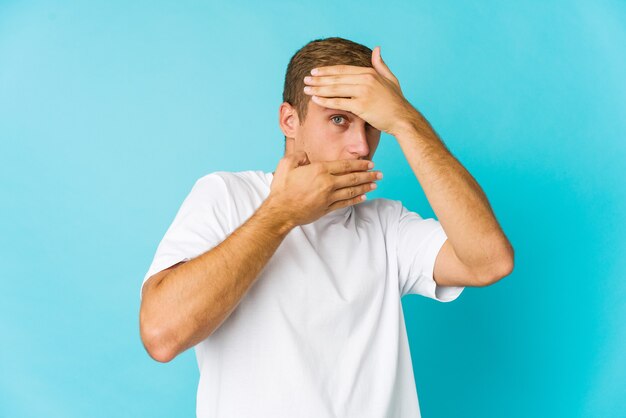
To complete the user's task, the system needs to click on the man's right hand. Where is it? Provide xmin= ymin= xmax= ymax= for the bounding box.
xmin=267 ymin=151 xmax=383 ymax=227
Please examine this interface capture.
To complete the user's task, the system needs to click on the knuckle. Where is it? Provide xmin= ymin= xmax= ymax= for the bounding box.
xmin=322 ymin=177 xmax=333 ymax=191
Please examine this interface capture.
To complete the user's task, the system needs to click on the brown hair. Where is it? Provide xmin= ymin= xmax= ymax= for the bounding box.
xmin=282 ymin=37 xmax=373 ymax=139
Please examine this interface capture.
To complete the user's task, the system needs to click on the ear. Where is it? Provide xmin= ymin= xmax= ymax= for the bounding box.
xmin=278 ymin=102 xmax=299 ymax=138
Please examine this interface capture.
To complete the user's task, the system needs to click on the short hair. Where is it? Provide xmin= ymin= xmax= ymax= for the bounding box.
xmin=282 ymin=37 xmax=373 ymax=144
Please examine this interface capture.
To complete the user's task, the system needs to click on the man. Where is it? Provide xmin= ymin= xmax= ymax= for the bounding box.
xmin=139 ymin=37 xmax=514 ymax=418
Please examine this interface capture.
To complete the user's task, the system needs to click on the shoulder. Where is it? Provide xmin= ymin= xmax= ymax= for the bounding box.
xmin=189 ymin=171 xmax=229 ymax=198
xmin=196 ymin=170 xmax=266 ymax=191
xmin=192 ymin=170 xmax=270 ymax=208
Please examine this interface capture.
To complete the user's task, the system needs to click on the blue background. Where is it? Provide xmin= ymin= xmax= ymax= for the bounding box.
xmin=1 ymin=1 xmax=625 ymax=417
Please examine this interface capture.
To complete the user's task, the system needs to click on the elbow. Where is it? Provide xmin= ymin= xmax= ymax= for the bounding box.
xmin=142 ymin=328 xmax=176 ymax=363
xmin=477 ymin=246 xmax=515 ymax=287
xmin=483 ymin=259 xmax=514 ymax=286
xmin=139 ymin=310 xmax=177 ymax=363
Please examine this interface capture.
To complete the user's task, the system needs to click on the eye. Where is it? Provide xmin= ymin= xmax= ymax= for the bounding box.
xmin=330 ymin=115 xmax=347 ymax=126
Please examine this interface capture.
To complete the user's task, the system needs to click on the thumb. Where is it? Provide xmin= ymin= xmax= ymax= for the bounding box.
xmin=289 ymin=150 xmax=310 ymax=169
xmin=372 ymin=46 xmax=399 ymax=87
xmin=276 ymin=150 xmax=310 ymax=177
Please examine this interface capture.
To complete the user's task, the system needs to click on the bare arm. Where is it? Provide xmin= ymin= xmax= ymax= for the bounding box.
xmin=301 ymin=59 xmax=513 ymax=287
xmin=139 ymin=154 xmax=379 ymax=363
xmin=393 ymin=110 xmax=514 ymax=286
xmin=139 ymin=197 xmax=294 ymax=363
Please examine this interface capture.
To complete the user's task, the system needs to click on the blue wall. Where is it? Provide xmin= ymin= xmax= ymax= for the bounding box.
xmin=1 ymin=1 xmax=624 ymax=417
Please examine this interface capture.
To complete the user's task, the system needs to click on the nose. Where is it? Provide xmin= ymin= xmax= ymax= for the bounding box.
xmin=347 ymin=125 xmax=370 ymax=159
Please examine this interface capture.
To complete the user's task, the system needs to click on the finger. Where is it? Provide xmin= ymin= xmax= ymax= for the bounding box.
xmin=287 ymin=151 xmax=310 ymax=169
xmin=311 ymin=65 xmax=376 ymax=76
xmin=331 ymin=170 xmax=382 ymax=190
xmin=373 ymin=46 xmax=400 ymax=88
xmin=327 ymin=192 xmax=367 ymax=211
xmin=310 ymin=95 xmax=354 ymax=113
xmin=277 ymin=151 xmax=310 ymax=178
xmin=304 ymin=83 xmax=365 ymax=99
xmin=304 ymin=74 xmax=369 ymax=86
xmin=323 ymin=159 xmax=373 ymax=175
xmin=330 ymin=182 xmax=376 ymax=203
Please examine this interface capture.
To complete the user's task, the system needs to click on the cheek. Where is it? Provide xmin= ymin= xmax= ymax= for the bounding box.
xmin=304 ymin=131 xmax=344 ymax=160
xmin=306 ymin=125 xmax=340 ymax=145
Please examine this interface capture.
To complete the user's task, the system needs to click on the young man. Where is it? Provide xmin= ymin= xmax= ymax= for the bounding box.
xmin=139 ymin=37 xmax=514 ymax=418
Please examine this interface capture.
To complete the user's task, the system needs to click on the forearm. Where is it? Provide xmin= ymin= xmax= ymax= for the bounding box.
xmin=142 ymin=196 xmax=294 ymax=362
xmin=394 ymin=110 xmax=513 ymax=272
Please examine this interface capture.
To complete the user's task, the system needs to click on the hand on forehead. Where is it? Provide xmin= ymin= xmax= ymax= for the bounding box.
xmin=309 ymin=64 xmax=374 ymax=76
xmin=302 ymin=47 xmax=411 ymax=136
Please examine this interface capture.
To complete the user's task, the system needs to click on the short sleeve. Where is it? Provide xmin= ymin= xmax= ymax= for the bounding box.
xmin=140 ymin=173 xmax=231 ymax=300
xmin=396 ymin=202 xmax=464 ymax=302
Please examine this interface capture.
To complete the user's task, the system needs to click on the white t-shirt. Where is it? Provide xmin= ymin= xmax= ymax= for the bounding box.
xmin=141 ymin=170 xmax=464 ymax=418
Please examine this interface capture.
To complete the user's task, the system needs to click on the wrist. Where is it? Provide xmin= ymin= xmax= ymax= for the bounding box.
xmin=258 ymin=195 xmax=296 ymax=236
xmin=392 ymin=109 xmax=439 ymax=144
xmin=389 ymin=104 xmax=422 ymax=137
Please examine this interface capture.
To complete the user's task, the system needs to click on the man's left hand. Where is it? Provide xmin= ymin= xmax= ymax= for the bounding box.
xmin=302 ymin=46 xmax=418 ymax=137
